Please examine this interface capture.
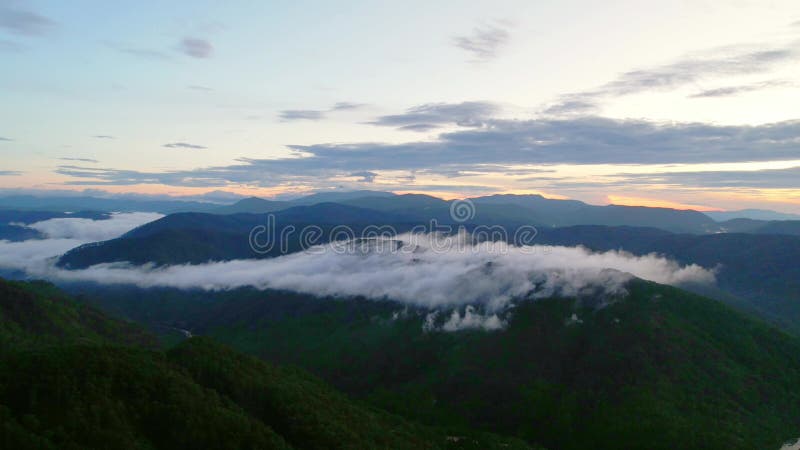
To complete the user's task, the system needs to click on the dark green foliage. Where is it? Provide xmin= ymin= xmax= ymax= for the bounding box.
xmin=0 ymin=279 xmax=158 ymax=351
xmin=0 ymin=278 xmax=532 ymax=449
xmin=0 ymin=345 xmax=291 ymax=450
xmin=77 ymin=281 xmax=800 ymax=449
xmin=169 ymin=337 xmax=532 ymax=450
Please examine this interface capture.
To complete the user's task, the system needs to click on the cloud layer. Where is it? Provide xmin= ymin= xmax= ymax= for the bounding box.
xmin=27 ymin=212 xmax=163 ymax=241
xmin=1 ymin=214 xmax=715 ymax=318
xmin=54 ymin=115 xmax=800 ymax=190
xmin=0 ymin=212 xmax=162 ymax=274
xmin=546 ymin=39 xmax=800 ymax=114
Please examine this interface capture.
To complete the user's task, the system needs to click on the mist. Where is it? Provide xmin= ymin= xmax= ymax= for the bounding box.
xmin=2 ymin=220 xmax=713 ymax=310
xmin=27 ymin=212 xmax=163 ymax=241
xmin=1 ymin=215 xmax=716 ymax=331
xmin=0 ymin=212 xmax=162 ymax=274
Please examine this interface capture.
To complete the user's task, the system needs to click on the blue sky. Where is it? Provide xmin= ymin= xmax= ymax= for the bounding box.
xmin=2 ymin=0 xmax=800 ymax=211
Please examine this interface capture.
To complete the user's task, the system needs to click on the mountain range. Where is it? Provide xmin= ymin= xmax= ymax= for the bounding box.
xmin=49 ymin=196 xmax=800 ymax=336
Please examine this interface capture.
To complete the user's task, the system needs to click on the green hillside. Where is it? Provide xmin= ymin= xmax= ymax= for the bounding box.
xmin=0 ymin=279 xmax=532 ymax=450
xmin=74 ymin=280 xmax=800 ymax=449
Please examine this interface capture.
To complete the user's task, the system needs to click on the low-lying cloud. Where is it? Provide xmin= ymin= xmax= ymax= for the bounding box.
xmin=0 ymin=214 xmax=715 ymax=332
xmin=2 ymin=221 xmax=714 ymax=312
xmin=26 ymin=212 xmax=162 ymax=241
xmin=0 ymin=212 xmax=162 ymax=274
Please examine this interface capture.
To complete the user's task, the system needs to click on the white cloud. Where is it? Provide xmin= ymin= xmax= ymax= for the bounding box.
xmin=1 ymin=219 xmax=716 ymax=332
xmin=441 ymin=306 xmax=506 ymax=332
xmin=0 ymin=212 xmax=163 ymax=274
xmin=27 ymin=212 xmax=163 ymax=241
xmin=3 ymin=229 xmax=714 ymax=315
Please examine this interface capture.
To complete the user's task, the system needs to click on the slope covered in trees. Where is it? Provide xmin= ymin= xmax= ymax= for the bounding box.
xmin=74 ymin=280 xmax=800 ymax=450
xmin=0 ymin=278 xmax=531 ymax=449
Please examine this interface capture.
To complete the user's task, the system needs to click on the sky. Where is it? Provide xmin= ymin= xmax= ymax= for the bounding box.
xmin=1 ymin=0 xmax=800 ymax=212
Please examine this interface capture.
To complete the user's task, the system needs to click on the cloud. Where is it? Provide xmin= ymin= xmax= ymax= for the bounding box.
xmin=688 ymin=80 xmax=792 ymax=98
xmin=0 ymin=170 xmax=21 ymax=176
xmin=54 ymin=116 xmax=800 ymax=189
xmin=331 ymin=102 xmax=365 ymax=111
xmin=453 ymin=20 xmax=511 ymax=61
xmin=349 ymin=171 xmax=377 ymax=183
xmin=546 ymin=39 xmax=800 ymax=114
xmin=397 ymin=123 xmax=440 ymax=132
xmin=26 ymin=212 xmax=163 ymax=241
xmin=279 ymin=102 xmax=367 ymax=121
xmin=93 ymin=135 xmax=115 ymax=139
xmin=0 ymin=136 xmax=12 ymax=141
xmin=188 ymin=85 xmax=214 ymax=91
xmin=60 ymin=157 xmax=99 ymax=163
xmin=116 ymin=46 xmax=171 ymax=60
xmin=598 ymin=44 xmax=797 ymax=97
xmin=0 ymin=4 xmax=55 ymax=36
xmin=542 ymin=99 xmax=600 ymax=116
xmin=163 ymin=142 xmax=206 ymax=150
xmin=1 ymin=229 xmax=715 ymax=326
xmin=278 ymin=110 xmax=325 ymax=121
xmin=179 ymin=37 xmax=213 ymax=58
xmin=0 ymin=212 xmax=161 ymax=275
xmin=368 ymin=101 xmax=499 ymax=131
xmin=611 ymin=166 xmax=800 ymax=189
xmin=438 ymin=307 xmax=506 ymax=332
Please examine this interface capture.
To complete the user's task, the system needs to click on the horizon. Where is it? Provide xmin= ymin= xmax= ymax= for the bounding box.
xmin=0 ymin=186 xmax=790 ymax=213
xmin=2 ymin=0 xmax=800 ymax=212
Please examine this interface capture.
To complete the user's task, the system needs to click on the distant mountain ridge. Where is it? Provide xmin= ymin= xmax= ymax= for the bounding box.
xmin=718 ymin=218 xmax=800 ymax=236
xmin=1 ymin=191 xmax=721 ymax=233
xmin=707 ymin=208 xmax=800 ymax=221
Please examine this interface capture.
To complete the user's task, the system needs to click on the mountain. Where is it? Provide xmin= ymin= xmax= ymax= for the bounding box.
xmin=532 ymin=226 xmax=800 ymax=333
xmin=55 ymin=206 xmax=800 ymax=335
xmin=0 ymin=210 xmax=109 ymax=225
xmin=72 ymin=280 xmax=800 ymax=450
xmin=0 ymin=195 xmax=223 ymax=214
xmin=0 ymin=224 xmax=43 ymax=242
xmin=0 ymin=278 xmax=157 ymax=350
xmin=56 ymin=203 xmax=418 ymax=268
xmin=0 ymin=278 xmax=531 ymax=449
xmin=472 ymin=194 xmax=587 ymax=220
xmin=717 ymin=219 xmax=800 ymax=236
xmin=2 ymin=191 xmax=725 ymax=234
xmin=718 ymin=218 xmax=769 ymax=233
xmin=213 ymin=196 xmax=289 ymax=214
xmin=289 ymin=190 xmax=396 ymax=205
xmin=212 ymin=191 xmax=397 ymax=214
xmin=707 ymin=209 xmax=800 ymax=221
xmin=750 ymin=220 xmax=800 ymax=236
xmin=563 ymin=204 xmax=719 ymax=233
xmin=471 ymin=195 xmax=719 ymax=233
